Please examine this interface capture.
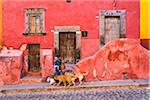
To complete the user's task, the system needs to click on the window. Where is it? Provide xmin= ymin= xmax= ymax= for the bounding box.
xmin=24 ymin=8 xmax=46 ymax=36
xmin=66 ymin=0 xmax=71 ymax=3
xmin=100 ymin=10 xmax=126 ymax=47
xmin=81 ymin=31 xmax=88 ymax=37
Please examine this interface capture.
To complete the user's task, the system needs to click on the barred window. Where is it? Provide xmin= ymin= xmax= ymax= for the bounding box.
xmin=24 ymin=8 xmax=46 ymax=35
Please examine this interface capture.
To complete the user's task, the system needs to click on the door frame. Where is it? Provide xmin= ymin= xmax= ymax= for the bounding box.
xmin=28 ymin=44 xmax=41 ymax=72
xmin=53 ymin=26 xmax=81 ymax=63
xmin=100 ymin=10 xmax=126 ymax=47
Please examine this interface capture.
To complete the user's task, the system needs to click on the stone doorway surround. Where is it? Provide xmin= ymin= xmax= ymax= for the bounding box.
xmin=53 ymin=26 xmax=81 ymax=62
xmin=100 ymin=10 xmax=126 ymax=47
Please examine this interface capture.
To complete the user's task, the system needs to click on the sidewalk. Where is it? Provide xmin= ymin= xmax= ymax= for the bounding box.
xmin=0 ymin=78 xmax=149 ymax=94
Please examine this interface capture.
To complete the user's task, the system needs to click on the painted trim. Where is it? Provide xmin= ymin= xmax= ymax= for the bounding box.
xmin=54 ymin=26 xmax=80 ymax=32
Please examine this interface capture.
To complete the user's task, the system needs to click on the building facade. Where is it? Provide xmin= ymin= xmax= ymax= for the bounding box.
xmin=1 ymin=0 xmax=144 ymax=82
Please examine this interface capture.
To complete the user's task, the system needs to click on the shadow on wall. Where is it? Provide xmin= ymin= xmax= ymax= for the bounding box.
xmin=77 ymin=38 xmax=150 ymax=81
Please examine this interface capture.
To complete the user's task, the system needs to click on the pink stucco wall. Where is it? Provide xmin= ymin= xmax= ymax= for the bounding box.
xmin=40 ymin=49 xmax=53 ymax=77
xmin=0 ymin=39 xmax=148 ymax=85
xmin=0 ymin=50 xmax=23 ymax=85
xmin=2 ymin=0 xmax=140 ymax=60
xmin=77 ymin=39 xmax=149 ymax=81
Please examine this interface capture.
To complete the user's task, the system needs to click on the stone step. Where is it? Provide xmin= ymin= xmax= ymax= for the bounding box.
xmin=20 ymin=77 xmax=42 ymax=84
xmin=24 ymin=72 xmax=42 ymax=77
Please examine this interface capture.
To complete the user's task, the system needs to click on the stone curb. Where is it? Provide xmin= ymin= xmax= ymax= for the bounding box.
xmin=0 ymin=83 xmax=149 ymax=94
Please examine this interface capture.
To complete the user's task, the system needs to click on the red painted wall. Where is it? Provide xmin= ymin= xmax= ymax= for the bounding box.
xmin=2 ymin=0 xmax=140 ymax=59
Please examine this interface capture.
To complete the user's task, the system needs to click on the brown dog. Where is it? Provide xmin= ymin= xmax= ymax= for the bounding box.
xmin=54 ymin=75 xmax=66 ymax=86
xmin=54 ymin=74 xmax=75 ymax=87
xmin=64 ymin=71 xmax=88 ymax=86
xmin=72 ymin=71 xmax=89 ymax=85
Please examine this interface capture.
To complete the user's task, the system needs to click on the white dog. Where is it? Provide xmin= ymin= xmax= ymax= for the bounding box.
xmin=46 ymin=77 xmax=56 ymax=85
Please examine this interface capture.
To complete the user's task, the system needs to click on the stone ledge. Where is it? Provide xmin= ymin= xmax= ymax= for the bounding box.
xmin=0 ymin=78 xmax=149 ymax=94
xmin=0 ymin=83 xmax=149 ymax=95
xmin=23 ymin=33 xmax=46 ymax=36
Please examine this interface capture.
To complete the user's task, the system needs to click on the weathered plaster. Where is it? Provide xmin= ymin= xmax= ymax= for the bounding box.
xmin=77 ymin=39 xmax=149 ymax=81
xmin=0 ymin=50 xmax=23 ymax=85
xmin=40 ymin=49 xmax=53 ymax=77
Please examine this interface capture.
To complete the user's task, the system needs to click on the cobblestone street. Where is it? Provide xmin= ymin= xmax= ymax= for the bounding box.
xmin=0 ymin=87 xmax=149 ymax=100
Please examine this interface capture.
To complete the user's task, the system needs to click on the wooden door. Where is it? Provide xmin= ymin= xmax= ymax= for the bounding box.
xmin=104 ymin=16 xmax=120 ymax=43
xmin=28 ymin=44 xmax=41 ymax=72
xmin=59 ymin=32 xmax=76 ymax=64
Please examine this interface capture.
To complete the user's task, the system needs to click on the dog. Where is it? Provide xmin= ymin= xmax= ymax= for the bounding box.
xmin=53 ymin=74 xmax=74 ymax=87
xmin=46 ymin=77 xmax=56 ymax=85
xmin=53 ymin=75 xmax=66 ymax=86
xmin=71 ymin=71 xmax=89 ymax=85
xmin=64 ymin=71 xmax=89 ymax=86
xmin=53 ymin=71 xmax=88 ymax=87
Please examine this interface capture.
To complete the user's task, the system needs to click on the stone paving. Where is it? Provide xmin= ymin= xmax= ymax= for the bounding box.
xmin=0 ymin=87 xmax=149 ymax=100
